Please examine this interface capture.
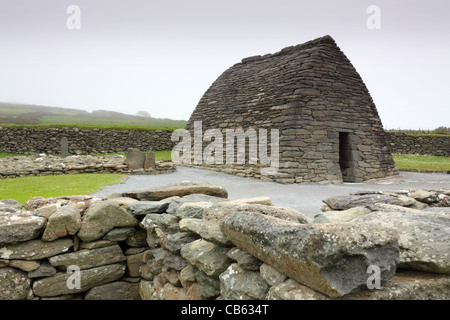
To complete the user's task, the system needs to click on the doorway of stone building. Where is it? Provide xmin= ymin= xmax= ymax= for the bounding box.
xmin=338 ymin=132 xmax=355 ymax=182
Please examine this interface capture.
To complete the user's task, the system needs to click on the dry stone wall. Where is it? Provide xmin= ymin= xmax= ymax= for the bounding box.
xmin=0 ymin=127 xmax=175 ymax=155
xmin=0 ymin=154 xmax=175 ymax=179
xmin=0 ymin=181 xmax=449 ymax=300
xmin=387 ymin=133 xmax=450 ymax=157
xmin=186 ymin=36 xmax=398 ymax=184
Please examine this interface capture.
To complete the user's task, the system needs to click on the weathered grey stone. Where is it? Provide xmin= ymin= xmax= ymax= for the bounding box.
xmin=125 ymin=228 xmax=148 ymax=247
xmin=41 ymin=205 xmax=81 ymax=242
xmin=176 ymin=201 xmax=311 ymax=224
xmin=165 ymin=232 xmax=199 ymax=254
xmin=24 ymin=195 xmax=101 ymax=212
xmin=103 ymin=227 xmax=136 ymax=242
xmin=219 ymin=263 xmax=270 ymax=300
xmin=126 ymin=201 xmax=170 ymax=217
xmin=226 ymin=196 xmax=274 ymax=206
xmin=0 ymin=267 xmax=31 ymax=300
xmin=179 ymin=264 xmax=196 ymax=290
xmin=0 ymin=199 xmax=22 ymax=213
xmin=124 ymin=246 xmax=148 ymax=256
xmin=267 ymin=279 xmax=329 ymax=300
xmin=34 ymin=205 xmax=58 ymax=219
xmin=352 ymin=207 xmax=450 ymax=274
xmin=144 ymin=150 xmax=156 ymax=170
xmin=342 ymin=270 xmax=450 ymax=300
xmin=48 ymin=245 xmax=126 ymax=270
xmin=194 ymin=267 xmax=220 ymax=299
xmin=148 ymin=247 xmax=166 ymax=275
xmin=141 ymin=213 xmax=178 ymax=233
xmin=260 ymin=263 xmax=287 ymax=286
xmin=220 ymin=212 xmax=399 ymax=297
xmin=0 ymin=238 xmax=73 ymax=260
xmin=180 ymin=239 xmax=233 ymax=277
xmin=146 ymin=231 xmax=160 ymax=249
xmin=77 ymin=200 xmax=138 ymax=242
xmin=125 ymin=148 xmax=146 ymax=170
xmin=203 ymin=202 xmax=311 ymax=224
xmin=32 ymin=263 xmax=126 ymax=297
xmin=409 ymin=190 xmax=439 ymax=204
xmin=175 ymin=202 xmax=213 ymax=219
xmin=126 ymin=250 xmax=150 ymax=277
xmin=0 ymin=213 xmax=46 ymax=244
xmin=313 ymin=206 xmax=371 ymax=224
xmin=179 ymin=218 xmax=232 ymax=246
xmin=163 ymin=251 xmax=188 ymax=271
xmin=166 ymin=193 xmax=228 ymax=214
xmin=122 ymin=181 xmax=228 ymax=201
xmin=60 ymin=137 xmax=69 ymax=158
xmin=84 ymin=281 xmax=141 ymax=300
xmin=227 ymin=247 xmax=262 ymax=271
xmin=9 ymin=260 xmax=40 ymax=272
xmin=108 ymin=197 xmax=138 ymax=209
xmin=162 ymin=268 xmax=181 ymax=286
xmin=28 ymin=261 xmax=57 ymax=278
xmin=79 ymin=239 xmax=117 ymax=249
xmin=139 ymin=280 xmax=158 ymax=300
xmin=322 ymin=194 xmax=404 ymax=210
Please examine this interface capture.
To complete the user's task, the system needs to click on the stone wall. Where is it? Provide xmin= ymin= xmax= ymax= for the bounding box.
xmin=387 ymin=133 xmax=450 ymax=157
xmin=1 ymin=181 xmax=449 ymax=300
xmin=0 ymin=154 xmax=175 ymax=179
xmin=0 ymin=127 xmax=175 ymax=155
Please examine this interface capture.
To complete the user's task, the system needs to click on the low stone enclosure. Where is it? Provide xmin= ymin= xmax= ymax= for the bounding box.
xmin=0 ymin=127 xmax=175 ymax=155
xmin=387 ymin=132 xmax=450 ymax=158
xmin=0 ymin=181 xmax=448 ymax=300
xmin=0 ymin=149 xmax=175 ymax=179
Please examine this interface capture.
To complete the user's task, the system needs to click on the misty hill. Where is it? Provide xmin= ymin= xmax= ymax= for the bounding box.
xmin=0 ymin=102 xmax=186 ymax=128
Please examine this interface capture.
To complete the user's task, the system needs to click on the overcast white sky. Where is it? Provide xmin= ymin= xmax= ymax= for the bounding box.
xmin=0 ymin=0 xmax=449 ymax=129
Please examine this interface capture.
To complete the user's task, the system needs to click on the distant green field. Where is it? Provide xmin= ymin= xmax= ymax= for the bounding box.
xmin=393 ymin=153 xmax=450 ymax=172
xmin=36 ymin=116 xmax=187 ymax=128
xmin=0 ymin=102 xmax=187 ymax=129
xmin=0 ymin=173 xmax=125 ymax=205
xmin=1 ymin=123 xmax=185 ymax=131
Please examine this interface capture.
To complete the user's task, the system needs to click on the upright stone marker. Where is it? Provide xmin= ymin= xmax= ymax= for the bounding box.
xmin=125 ymin=148 xmax=146 ymax=170
xmin=144 ymin=150 xmax=156 ymax=170
xmin=61 ymin=137 xmax=69 ymax=158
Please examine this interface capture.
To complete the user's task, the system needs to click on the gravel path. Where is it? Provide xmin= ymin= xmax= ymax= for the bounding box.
xmin=92 ymin=166 xmax=450 ymax=218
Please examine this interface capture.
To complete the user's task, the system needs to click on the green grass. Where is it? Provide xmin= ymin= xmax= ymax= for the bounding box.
xmin=0 ymin=152 xmax=31 ymax=158
xmin=393 ymin=153 xmax=450 ymax=172
xmin=0 ymin=173 xmax=125 ymax=205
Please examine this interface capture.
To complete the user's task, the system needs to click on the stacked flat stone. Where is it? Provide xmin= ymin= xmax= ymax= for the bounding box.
xmin=186 ymin=35 xmax=398 ymax=183
xmin=0 ymin=182 xmax=448 ymax=300
xmin=0 ymin=127 xmax=175 ymax=155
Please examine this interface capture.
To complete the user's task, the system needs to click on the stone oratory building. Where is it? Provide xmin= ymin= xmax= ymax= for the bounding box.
xmin=186 ymin=35 xmax=397 ymax=184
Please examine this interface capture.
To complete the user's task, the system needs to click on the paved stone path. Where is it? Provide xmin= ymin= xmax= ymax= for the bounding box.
xmin=92 ymin=167 xmax=450 ymax=218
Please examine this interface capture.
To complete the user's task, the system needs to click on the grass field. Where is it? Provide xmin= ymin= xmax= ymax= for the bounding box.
xmin=392 ymin=153 xmax=450 ymax=172
xmin=0 ymin=173 xmax=125 ymax=205
xmin=0 ymin=123 xmax=185 ymax=131
xmin=0 ymin=102 xmax=187 ymax=129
